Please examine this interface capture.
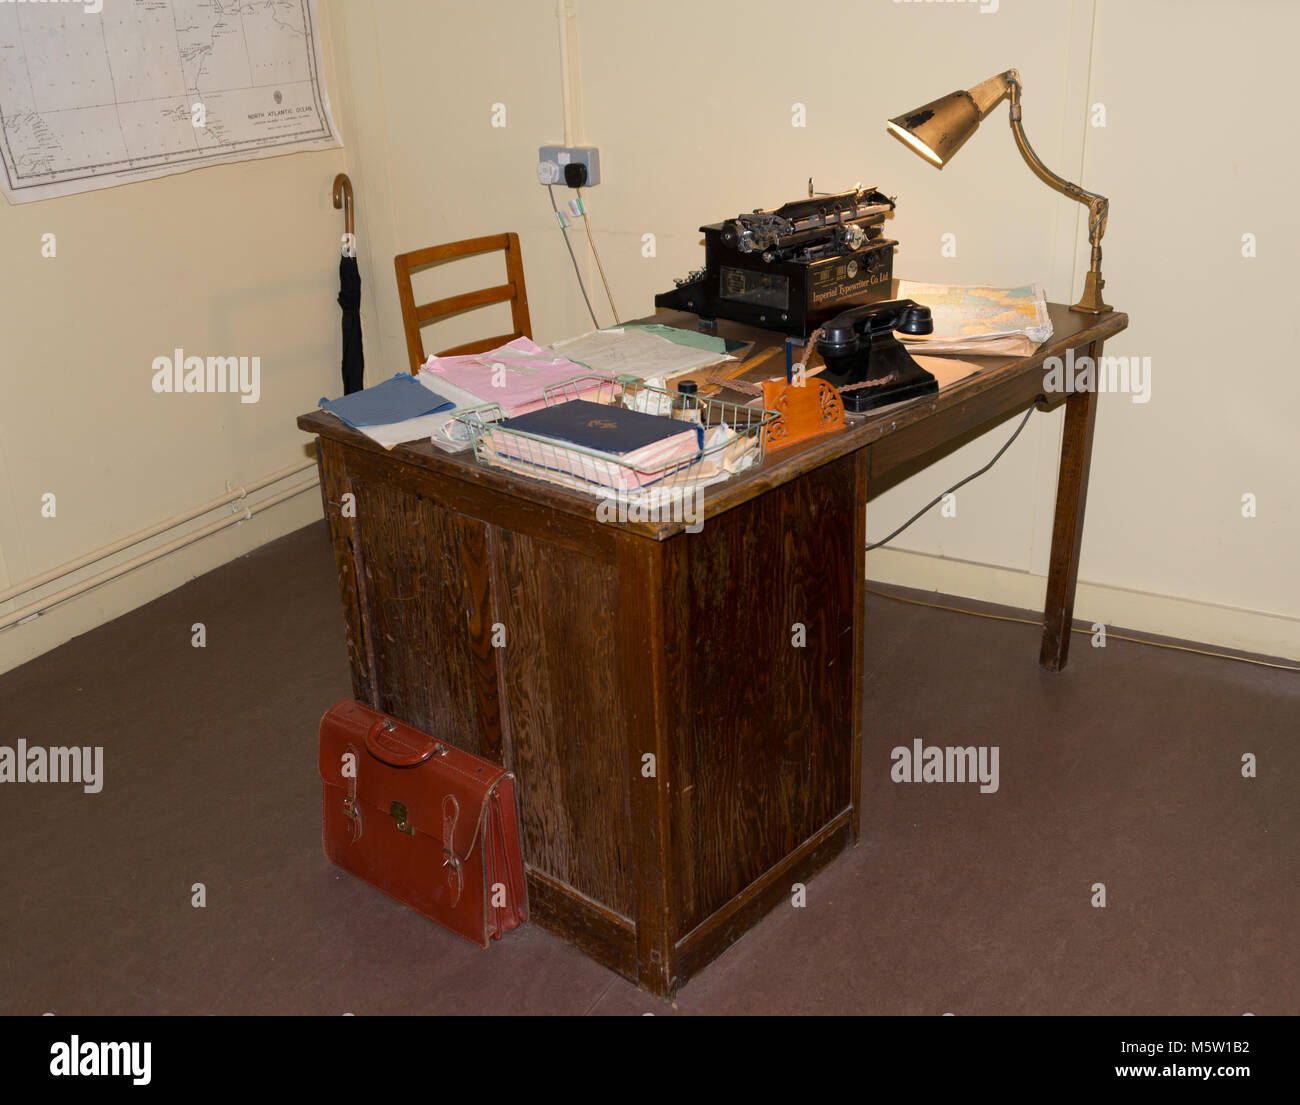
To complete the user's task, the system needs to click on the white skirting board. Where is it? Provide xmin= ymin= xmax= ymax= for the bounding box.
xmin=866 ymin=547 xmax=1300 ymax=664
xmin=0 ymin=475 xmax=323 ymax=676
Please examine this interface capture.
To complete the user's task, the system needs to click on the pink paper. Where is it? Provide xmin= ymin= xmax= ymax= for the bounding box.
xmin=421 ymin=338 xmax=596 ymax=415
xmin=489 ymin=428 xmax=701 ymax=491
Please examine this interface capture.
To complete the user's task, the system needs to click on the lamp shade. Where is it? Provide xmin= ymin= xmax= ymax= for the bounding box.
xmin=886 ymin=90 xmax=981 ymax=166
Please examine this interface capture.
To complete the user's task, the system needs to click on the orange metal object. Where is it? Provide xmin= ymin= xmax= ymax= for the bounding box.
xmin=762 ymin=378 xmax=845 ymax=450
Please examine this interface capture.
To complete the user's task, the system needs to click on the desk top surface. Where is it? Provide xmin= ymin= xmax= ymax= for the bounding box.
xmin=299 ymin=299 xmax=1128 ymax=540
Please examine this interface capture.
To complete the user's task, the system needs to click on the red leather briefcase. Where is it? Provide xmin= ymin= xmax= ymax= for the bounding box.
xmin=319 ymin=699 xmax=528 ymax=947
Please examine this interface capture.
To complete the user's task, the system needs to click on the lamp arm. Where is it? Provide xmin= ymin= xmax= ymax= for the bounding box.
xmin=1005 ymin=73 xmax=1107 ymax=241
xmin=1004 ymin=71 xmax=1111 ymax=313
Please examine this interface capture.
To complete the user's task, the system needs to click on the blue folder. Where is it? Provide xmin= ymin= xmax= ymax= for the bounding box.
xmin=319 ymin=374 xmax=453 ymax=428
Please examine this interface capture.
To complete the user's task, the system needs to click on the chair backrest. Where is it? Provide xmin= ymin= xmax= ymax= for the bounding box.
xmin=393 ymin=232 xmax=532 ymax=372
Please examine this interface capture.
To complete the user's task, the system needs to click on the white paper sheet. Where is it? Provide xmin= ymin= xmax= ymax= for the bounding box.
xmin=549 ymin=329 xmax=730 ymax=380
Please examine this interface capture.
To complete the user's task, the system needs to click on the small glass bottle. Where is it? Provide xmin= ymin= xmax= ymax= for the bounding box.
xmin=672 ymin=380 xmax=702 ymax=424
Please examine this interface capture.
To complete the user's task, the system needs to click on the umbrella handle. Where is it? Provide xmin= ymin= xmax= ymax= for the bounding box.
xmin=333 ymin=173 xmax=355 ymax=257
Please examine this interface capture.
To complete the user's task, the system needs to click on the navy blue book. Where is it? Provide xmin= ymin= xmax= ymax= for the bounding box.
xmin=498 ymin=399 xmax=702 ymax=456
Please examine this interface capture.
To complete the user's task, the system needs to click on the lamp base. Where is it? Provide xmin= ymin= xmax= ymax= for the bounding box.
xmin=1069 ymin=271 xmax=1111 ymax=314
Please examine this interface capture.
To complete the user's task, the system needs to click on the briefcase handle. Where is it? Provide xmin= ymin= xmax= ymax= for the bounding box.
xmin=364 ymin=716 xmax=440 ymax=767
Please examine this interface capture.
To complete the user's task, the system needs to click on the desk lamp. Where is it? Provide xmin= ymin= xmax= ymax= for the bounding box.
xmin=887 ymin=69 xmax=1110 ymax=314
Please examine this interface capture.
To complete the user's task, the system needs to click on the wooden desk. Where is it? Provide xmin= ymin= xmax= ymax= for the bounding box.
xmin=298 ymin=301 xmax=1128 ymax=997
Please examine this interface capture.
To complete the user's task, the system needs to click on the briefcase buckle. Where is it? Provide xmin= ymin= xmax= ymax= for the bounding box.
xmin=389 ymin=801 xmax=415 ymax=836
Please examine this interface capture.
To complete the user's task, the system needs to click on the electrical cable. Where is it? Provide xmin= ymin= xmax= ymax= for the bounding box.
xmin=865 ymin=401 xmax=1038 ymax=552
xmin=578 ymin=187 xmax=620 ymax=324
xmin=547 ymin=183 xmax=599 ymax=329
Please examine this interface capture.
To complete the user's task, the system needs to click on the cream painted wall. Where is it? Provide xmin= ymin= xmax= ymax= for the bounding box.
xmin=320 ymin=0 xmax=584 ymax=369
xmin=2 ymin=0 xmax=1296 ymax=674
xmin=0 ymin=5 xmax=357 ymax=674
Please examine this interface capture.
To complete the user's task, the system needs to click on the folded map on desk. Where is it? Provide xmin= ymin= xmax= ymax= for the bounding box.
xmin=485 ymin=400 xmax=703 ymax=491
xmin=895 ymin=281 xmax=1052 ymax=355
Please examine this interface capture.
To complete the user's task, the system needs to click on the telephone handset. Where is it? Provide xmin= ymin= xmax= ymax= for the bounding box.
xmin=814 ymin=298 xmax=940 ymax=411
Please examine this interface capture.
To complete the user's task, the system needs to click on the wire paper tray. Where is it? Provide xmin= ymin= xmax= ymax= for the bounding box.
xmin=454 ymin=374 xmax=778 ymax=501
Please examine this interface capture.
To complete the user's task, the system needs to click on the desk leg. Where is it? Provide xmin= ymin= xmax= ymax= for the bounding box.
xmin=1039 ymin=340 xmax=1102 ymax=671
xmin=616 ymin=534 xmax=676 ymax=997
xmin=851 ymin=447 xmax=868 ymax=843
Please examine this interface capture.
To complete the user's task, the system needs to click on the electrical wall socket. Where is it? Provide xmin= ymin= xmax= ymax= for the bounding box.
xmin=537 ymin=145 xmax=600 ymax=186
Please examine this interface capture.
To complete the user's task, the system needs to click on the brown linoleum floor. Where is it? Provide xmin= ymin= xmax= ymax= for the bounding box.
xmin=1 ymin=521 xmax=1295 ymax=1015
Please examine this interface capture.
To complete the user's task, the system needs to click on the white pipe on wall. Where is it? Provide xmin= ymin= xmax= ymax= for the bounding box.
xmin=0 ymin=474 xmax=320 ymax=633
xmin=557 ymin=0 xmax=574 ymax=146
xmin=0 ymin=458 xmax=316 ymax=606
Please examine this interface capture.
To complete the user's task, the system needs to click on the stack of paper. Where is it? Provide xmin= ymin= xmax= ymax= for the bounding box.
xmin=421 ymin=337 xmax=598 ymax=414
xmin=322 ymin=329 xmax=741 ymax=454
xmin=318 ymin=375 xmax=456 ymax=449
xmin=549 ymin=327 xmax=733 ymax=379
xmin=480 ymin=399 xmax=703 ymax=493
xmin=420 ymin=337 xmax=610 ymax=452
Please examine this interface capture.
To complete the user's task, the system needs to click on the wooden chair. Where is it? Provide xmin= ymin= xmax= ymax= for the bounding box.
xmin=393 ymin=233 xmax=532 ymax=372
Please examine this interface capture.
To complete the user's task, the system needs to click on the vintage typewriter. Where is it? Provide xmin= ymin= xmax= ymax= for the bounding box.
xmin=655 ymin=186 xmax=897 ymax=338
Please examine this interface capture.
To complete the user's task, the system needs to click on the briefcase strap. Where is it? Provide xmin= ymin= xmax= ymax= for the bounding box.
xmin=342 ymin=743 xmax=362 ymax=843
xmin=336 ymin=752 xmax=468 ymax=909
xmin=441 ymin=794 xmax=464 ymax=907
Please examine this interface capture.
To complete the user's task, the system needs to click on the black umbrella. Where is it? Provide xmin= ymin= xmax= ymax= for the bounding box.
xmin=333 ymin=174 xmax=364 ymax=394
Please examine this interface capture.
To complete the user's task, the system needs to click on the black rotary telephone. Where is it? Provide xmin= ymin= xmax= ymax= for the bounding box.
xmin=814 ymin=298 xmax=939 ymax=412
